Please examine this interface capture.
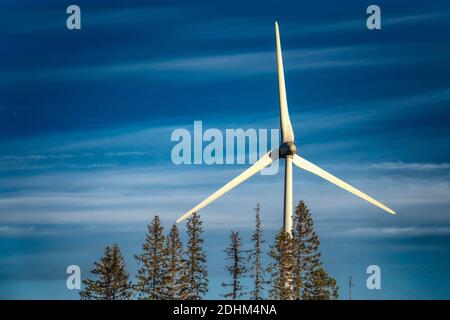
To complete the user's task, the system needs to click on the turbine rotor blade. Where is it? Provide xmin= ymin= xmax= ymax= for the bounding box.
xmin=292 ymin=155 xmax=396 ymax=215
xmin=275 ymin=21 xmax=295 ymax=143
xmin=176 ymin=149 xmax=279 ymax=223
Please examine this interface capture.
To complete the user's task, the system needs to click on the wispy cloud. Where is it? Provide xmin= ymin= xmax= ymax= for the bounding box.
xmin=291 ymin=88 xmax=450 ymax=143
xmin=0 ymin=225 xmax=36 ymax=237
xmin=3 ymin=44 xmax=423 ymax=84
xmin=2 ymin=5 xmax=187 ymax=34
xmin=174 ymin=10 xmax=450 ymax=41
xmin=1 ymin=158 xmax=450 ymax=228
xmin=384 ymin=11 xmax=450 ymax=26
xmin=344 ymin=226 xmax=450 ymax=237
xmin=289 ymin=11 xmax=450 ymax=35
xmin=104 ymin=151 xmax=150 ymax=157
xmin=0 ymin=154 xmax=74 ymax=161
xmin=370 ymin=162 xmax=450 ymax=171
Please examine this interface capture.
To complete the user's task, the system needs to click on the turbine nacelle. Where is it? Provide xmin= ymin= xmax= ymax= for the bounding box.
xmin=279 ymin=142 xmax=297 ymax=158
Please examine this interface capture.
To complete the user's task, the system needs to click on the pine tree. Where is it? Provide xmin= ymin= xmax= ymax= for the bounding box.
xmin=80 ymin=244 xmax=132 ymax=300
xmin=330 ymin=276 xmax=339 ymax=300
xmin=292 ymin=201 xmax=320 ymax=299
xmin=267 ymin=229 xmax=294 ymax=300
xmin=162 ymin=224 xmax=185 ymax=300
xmin=183 ymin=212 xmax=208 ymax=299
xmin=303 ymin=267 xmax=339 ymax=300
xmin=222 ymin=231 xmax=248 ymax=299
xmin=249 ymin=204 xmax=266 ymax=300
xmin=292 ymin=200 xmax=339 ymax=300
xmin=135 ymin=215 xmax=166 ymax=299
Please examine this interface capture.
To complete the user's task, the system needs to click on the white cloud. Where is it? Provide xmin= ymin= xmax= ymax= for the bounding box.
xmin=0 ymin=226 xmax=36 ymax=237
xmin=1 ymin=159 xmax=450 ymax=229
xmin=90 ymin=45 xmax=411 ymax=77
xmin=105 ymin=151 xmax=150 ymax=157
xmin=3 ymin=43 xmax=420 ymax=84
xmin=344 ymin=226 xmax=450 ymax=237
xmin=370 ymin=162 xmax=450 ymax=171
xmin=291 ymin=11 xmax=449 ymax=35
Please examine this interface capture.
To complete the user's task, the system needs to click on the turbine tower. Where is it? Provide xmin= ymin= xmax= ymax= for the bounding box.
xmin=176 ymin=22 xmax=395 ymax=234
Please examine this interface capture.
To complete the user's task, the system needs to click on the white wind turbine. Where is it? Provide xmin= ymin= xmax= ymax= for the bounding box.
xmin=176 ymin=22 xmax=395 ymax=234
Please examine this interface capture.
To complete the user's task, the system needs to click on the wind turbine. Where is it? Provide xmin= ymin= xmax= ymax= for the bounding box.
xmin=176 ymin=22 xmax=395 ymax=234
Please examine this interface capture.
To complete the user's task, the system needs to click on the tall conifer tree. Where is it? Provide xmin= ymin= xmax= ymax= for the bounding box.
xmin=162 ymin=224 xmax=185 ymax=299
xmin=292 ymin=201 xmax=339 ymax=300
xmin=80 ymin=244 xmax=132 ymax=300
xmin=135 ymin=215 xmax=166 ymax=299
xmin=267 ymin=230 xmax=294 ymax=300
xmin=222 ymin=231 xmax=247 ymax=299
xmin=249 ymin=204 xmax=265 ymax=300
xmin=183 ymin=212 xmax=208 ymax=299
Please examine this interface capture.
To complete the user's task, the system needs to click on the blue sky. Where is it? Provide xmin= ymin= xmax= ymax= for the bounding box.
xmin=1 ymin=0 xmax=450 ymax=299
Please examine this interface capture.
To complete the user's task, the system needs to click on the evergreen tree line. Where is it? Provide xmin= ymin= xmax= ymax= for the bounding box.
xmin=80 ymin=201 xmax=338 ymax=300
xmin=223 ymin=202 xmax=338 ymax=300
xmin=80 ymin=213 xmax=207 ymax=300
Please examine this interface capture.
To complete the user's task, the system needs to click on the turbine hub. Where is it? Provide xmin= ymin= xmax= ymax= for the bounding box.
xmin=279 ymin=142 xmax=297 ymax=158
